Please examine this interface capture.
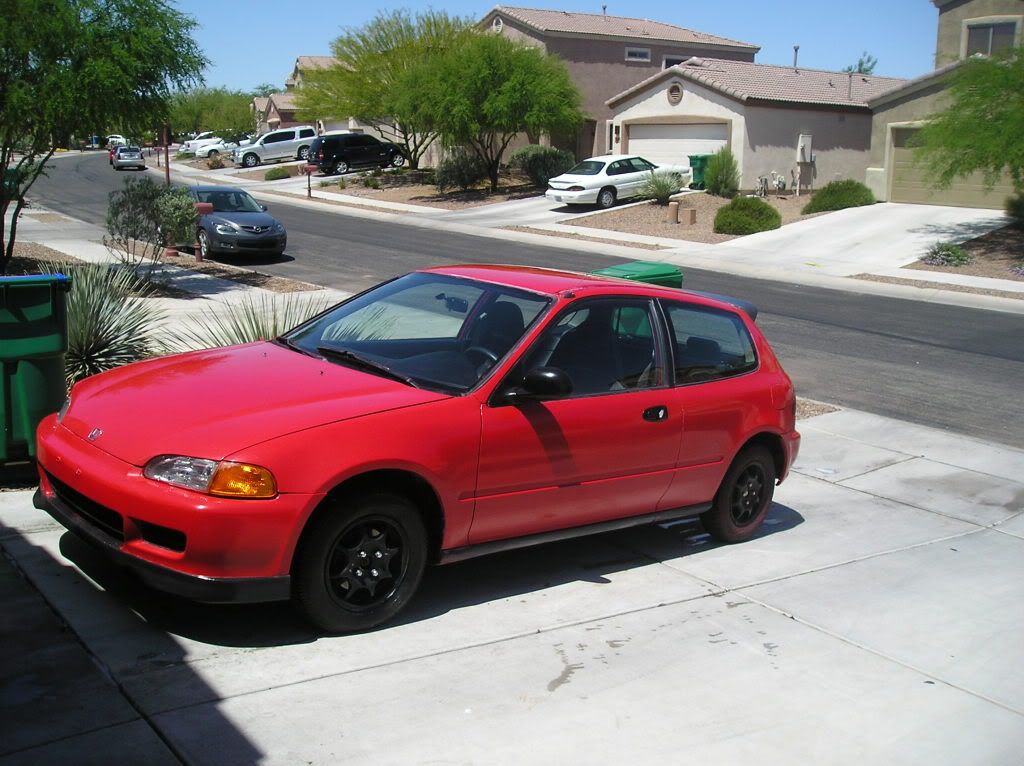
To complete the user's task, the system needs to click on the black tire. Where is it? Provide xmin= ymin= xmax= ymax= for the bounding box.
xmin=297 ymin=146 xmax=310 ymax=161
xmin=700 ymin=445 xmax=776 ymax=544
xmin=334 ymin=159 xmax=349 ymax=175
xmin=293 ymin=492 xmax=428 ymax=632
xmin=207 ymin=149 xmax=219 ymax=157
xmin=597 ymin=187 xmax=616 ymax=209
xmin=242 ymin=153 xmax=259 ymax=168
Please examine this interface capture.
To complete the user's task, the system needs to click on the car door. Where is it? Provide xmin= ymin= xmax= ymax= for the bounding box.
xmin=472 ymin=297 xmax=680 ymax=544
xmin=656 ymin=300 xmax=765 ymax=510
xmin=362 ymin=136 xmax=388 ymax=166
xmin=265 ymin=130 xmax=294 ymax=161
xmin=604 ymin=159 xmax=633 ymax=197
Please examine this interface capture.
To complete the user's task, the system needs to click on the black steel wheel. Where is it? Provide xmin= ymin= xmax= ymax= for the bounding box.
xmin=700 ymin=445 xmax=776 ymax=543
xmin=294 ymin=492 xmax=427 ymax=632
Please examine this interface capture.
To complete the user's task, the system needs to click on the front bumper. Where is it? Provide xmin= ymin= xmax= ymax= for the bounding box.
xmin=209 ymin=229 xmax=286 ymax=253
xmin=546 ymin=188 xmax=599 ymax=205
xmin=35 ymin=416 xmax=320 ymax=603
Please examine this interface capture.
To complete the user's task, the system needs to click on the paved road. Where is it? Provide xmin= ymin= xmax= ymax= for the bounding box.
xmin=28 ymin=152 xmax=1024 ymax=446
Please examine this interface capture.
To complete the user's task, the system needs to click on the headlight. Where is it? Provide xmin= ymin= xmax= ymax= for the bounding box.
xmin=274 ymin=223 xmax=284 ymax=232
xmin=57 ymin=396 xmax=71 ymax=423
xmin=214 ymin=223 xmax=236 ymax=235
xmin=143 ymin=456 xmax=277 ymax=498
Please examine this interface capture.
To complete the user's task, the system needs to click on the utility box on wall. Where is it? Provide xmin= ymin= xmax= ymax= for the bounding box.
xmin=797 ymin=134 xmax=813 ymax=164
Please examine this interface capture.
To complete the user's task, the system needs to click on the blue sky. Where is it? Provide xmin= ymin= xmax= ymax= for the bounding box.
xmin=175 ymin=1 xmax=939 ymax=91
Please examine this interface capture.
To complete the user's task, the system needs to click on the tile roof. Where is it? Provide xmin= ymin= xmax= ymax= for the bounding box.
xmin=268 ymin=91 xmax=297 ymax=111
xmin=491 ymin=6 xmax=758 ymax=49
xmin=295 ymin=55 xmax=338 ymax=71
xmin=608 ymin=57 xmax=907 ymax=109
xmin=252 ymin=96 xmax=269 ymax=112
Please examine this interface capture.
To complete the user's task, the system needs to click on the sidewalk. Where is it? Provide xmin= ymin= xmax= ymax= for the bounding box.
xmin=2 ymin=404 xmax=1022 ymax=764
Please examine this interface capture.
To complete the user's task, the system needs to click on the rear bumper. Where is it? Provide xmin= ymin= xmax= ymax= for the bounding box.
xmin=779 ymin=429 xmax=801 ymax=482
xmin=545 ymin=188 xmax=599 ymax=205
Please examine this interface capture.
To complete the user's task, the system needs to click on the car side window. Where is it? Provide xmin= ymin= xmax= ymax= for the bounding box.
xmin=606 ymin=160 xmax=629 ymax=176
xmin=263 ymin=132 xmax=288 ymax=144
xmin=299 ymin=128 xmax=315 ymax=138
xmin=662 ymin=302 xmax=758 ymax=384
xmin=517 ymin=299 xmax=664 ymax=397
xmin=629 ymin=158 xmax=655 ymax=172
xmin=354 ymin=135 xmax=375 ymax=147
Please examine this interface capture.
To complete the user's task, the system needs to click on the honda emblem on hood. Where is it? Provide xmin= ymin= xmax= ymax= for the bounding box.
xmin=87 ymin=428 xmax=103 ymax=441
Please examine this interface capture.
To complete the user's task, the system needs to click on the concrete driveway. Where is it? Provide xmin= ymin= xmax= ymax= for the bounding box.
xmin=671 ymin=202 xmax=1008 ymax=277
xmin=426 ymin=194 xmax=583 ymax=228
xmin=2 ymin=406 xmax=1023 ymax=765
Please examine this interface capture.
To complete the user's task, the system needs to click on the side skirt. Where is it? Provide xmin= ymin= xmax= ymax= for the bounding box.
xmin=438 ymin=502 xmax=712 ymax=565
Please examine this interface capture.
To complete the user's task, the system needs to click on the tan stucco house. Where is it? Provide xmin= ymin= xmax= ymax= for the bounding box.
xmin=864 ymin=0 xmax=1022 ymax=207
xmin=606 ymin=58 xmax=904 ymax=192
xmin=480 ymin=6 xmax=759 ymax=158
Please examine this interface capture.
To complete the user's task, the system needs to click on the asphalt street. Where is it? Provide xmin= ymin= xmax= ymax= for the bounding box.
xmin=27 ymin=151 xmax=1024 ymax=446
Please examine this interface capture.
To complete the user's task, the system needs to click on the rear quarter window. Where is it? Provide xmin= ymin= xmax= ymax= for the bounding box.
xmin=662 ymin=301 xmax=758 ymax=384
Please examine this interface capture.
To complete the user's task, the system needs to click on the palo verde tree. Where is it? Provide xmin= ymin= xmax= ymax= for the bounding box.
xmin=843 ymin=51 xmax=878 ymax=74
xmin=0 ymin=0 xmax=205 ymax=273
xmin=297 ymin=10 xmax=473 ymax=169
xmin=427 ymin=33 xmax=583 ymax=192
xmin=914 ymin=47 xmax=1024 ymax=196
xmin=168 ymin=88 xmax=256 ymax=143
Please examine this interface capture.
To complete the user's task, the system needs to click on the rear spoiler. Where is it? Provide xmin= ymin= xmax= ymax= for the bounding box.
xmin=685 ymin=290 xmax=758 ymax=321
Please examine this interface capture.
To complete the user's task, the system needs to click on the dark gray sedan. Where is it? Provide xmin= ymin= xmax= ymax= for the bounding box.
xmin=190 ymin=185 xmax=287 ymax=259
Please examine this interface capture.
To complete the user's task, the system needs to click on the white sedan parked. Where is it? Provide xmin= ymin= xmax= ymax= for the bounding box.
xmin=194 ymin=139 xmax=238 ymax=159
xmin=546 ymin=155 xmax=691 ymax=209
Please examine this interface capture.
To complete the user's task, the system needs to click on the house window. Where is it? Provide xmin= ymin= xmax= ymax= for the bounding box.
xmin=664 ymin=56 xmax=687 ymax=69
xmin=966 ymin=21 xmax=1017 ymax=56
xmin=625 ymin=47 xmax=651 ymax=63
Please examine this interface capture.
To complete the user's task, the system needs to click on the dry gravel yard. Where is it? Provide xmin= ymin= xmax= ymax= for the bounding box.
xmin=566 ymin=192 xmax=824 ymax=243
xmin=906 ymin=225 xmax=1024 ymax=282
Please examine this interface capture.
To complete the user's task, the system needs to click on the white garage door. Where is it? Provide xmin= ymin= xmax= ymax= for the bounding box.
xmin=628 ymin=123 xmax=728 ymax=166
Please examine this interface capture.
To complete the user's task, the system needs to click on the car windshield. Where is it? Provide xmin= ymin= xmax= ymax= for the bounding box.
xmin=284 ymin=272 xmax=552 ymax=392
xmin=195 ymin=190 xmax=262 ymax=213
xmin=566 ymin=161 xmax=605 ymax=175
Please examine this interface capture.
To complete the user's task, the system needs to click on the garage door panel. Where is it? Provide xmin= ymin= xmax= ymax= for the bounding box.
xmin=890 ymin=129 xmax=1012 ymax=208
xmin=628 ymin=124 xmax=728 ymax=167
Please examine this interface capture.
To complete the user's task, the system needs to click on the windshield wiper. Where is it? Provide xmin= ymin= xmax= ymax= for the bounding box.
xmin=316 ymin=346 xmax=420 ymax=388
xmin=274 ymin=336 xmax=319 ymax=358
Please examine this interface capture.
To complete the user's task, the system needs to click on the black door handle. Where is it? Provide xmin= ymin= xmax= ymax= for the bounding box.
xmin=643 ymin=406 xmax=668 ymax=422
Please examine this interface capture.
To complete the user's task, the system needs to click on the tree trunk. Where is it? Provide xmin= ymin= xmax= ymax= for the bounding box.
xmin=488 ymin=162 xmax=499 ymax=193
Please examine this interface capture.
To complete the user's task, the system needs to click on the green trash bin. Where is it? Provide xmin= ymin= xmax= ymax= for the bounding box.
xmin=1 ymin=273 xmax=73 ymax=472
xmin=591 ymin=261 xmax=683 ymax=288
xmin=688 ymin=154 xmax=712 ymax=190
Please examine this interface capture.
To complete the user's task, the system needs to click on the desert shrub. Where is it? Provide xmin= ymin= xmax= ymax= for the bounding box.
xmin=921 ymin=242 xmax=972 ymax=266
xmin=164 ymin=293 xmax=333 ymax=352
xmin=155 ymin=188 xmax=198 ymax=248
xmin=1005 ymin=194 xmax=1024 ymax=228
xmin=435 ymin=150 xmax=487 ymax=192
xmin=363 ymin=177 xmax=380 ymax=189
xmin=174 ymin=151 xmax=194 ymax=160
xmin=206 ymin=154 xmax=225 ymax=170
xmin=510 ymin=145 xmax=575 ymax=187
xmin=801 ymin=179 xmax=875 ymax=214
xmin=640 ymin=171 xmax=684 ymax=205
xmin=38 ymin=262 xmax=167 ymax=385
xmin=264 ymin=167 xmax=290 ymax=181
xmin=338 ymin=178 xmax=347 ymax=190
xmin=104 ymin=176 xmax=166 ymax=273
xmin=713 ymin=196 xmax=782 ymax=235
xmin=704 ymin=147 xmax=740 ymax=198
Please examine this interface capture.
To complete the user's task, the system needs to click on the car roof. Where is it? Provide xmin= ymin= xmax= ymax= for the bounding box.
xmin=421 ymin=264 xmax=750 ymax=316
xmin=191 ymin=185 xmax=248 ymax=194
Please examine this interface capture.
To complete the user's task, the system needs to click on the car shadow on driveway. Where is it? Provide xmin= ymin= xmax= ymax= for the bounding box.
xmin=908 ymin=215 xmax=1007 ymax=243
xmin=55 ymin=502 xmax=803 ymax=647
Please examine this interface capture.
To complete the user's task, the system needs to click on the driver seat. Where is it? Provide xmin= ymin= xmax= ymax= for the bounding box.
xmin=472 ymin=301 xmax=525 ymax=358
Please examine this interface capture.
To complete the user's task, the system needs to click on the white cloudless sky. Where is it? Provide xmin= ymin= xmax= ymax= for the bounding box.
xmin=173 ymin=0 xmax=939 ymax=91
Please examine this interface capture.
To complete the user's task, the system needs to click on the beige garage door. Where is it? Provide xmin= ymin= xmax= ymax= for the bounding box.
xmin=627 ymin=123 xmax=728 ymax=167
xmin=890 ymin=128 xmax=1013 ymax=209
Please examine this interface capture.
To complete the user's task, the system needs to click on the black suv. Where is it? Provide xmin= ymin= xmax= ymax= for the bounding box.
xmin=308 ymin=134 xmax=406 ymax=175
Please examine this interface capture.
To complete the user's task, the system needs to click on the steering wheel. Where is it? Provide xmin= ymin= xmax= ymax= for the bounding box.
xmin=465 ymin=345 xmax=499 ymax=364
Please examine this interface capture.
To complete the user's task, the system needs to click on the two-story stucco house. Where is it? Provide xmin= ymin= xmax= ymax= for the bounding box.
xmin=479 ymin=6 xmax=759 ymax=157
xmin=865 ymin=0 xmax=1022 ymax=207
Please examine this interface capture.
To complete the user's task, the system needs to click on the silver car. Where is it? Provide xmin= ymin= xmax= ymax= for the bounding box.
xmin=232 ymin=126 xmax=317 ymax=168
xmin=112 ymin=146 xmax=146 ymax=171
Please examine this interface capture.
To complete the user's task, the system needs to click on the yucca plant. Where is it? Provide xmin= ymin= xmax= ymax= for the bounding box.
xmin=165 ymin=292 xmax=333 ymax=352
xmin=640 ymin=171 xmax=684 ymax=205
xmin=39 ymin=262 xmax=168 ymax=386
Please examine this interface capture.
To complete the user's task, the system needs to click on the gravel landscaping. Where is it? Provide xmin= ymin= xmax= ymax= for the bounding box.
xmin=5 ymin=242 xmax=82 ymax=273
xmin=565 ymin=192 xmax=824 ymax=243
xmin=337 ymin=182 xmax=539 ymax=210
xmin=905 ymin=225 xmax=1024 ymax=282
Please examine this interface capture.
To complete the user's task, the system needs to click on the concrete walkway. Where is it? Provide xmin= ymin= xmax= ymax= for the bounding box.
xmin=2 ymin=405 xmax=1022 ymax=765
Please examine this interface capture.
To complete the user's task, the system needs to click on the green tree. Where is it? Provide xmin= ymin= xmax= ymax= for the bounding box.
xmin=914 ymin=48 xmax=1024 ymax=194
xmin=427 ymin=34 xmax=583 ymax=191
xmin=251 ymin=83 xmax=280 ymax=98
xmin=0 ymin=0 xmax=205 ymax=273
xmin=168 ymin=88 xmax=254 ymax=142
xmin=843 ymin=51 xmax=878 ymax=74
xmin=297 ymin=10 xmax=473 ymax=169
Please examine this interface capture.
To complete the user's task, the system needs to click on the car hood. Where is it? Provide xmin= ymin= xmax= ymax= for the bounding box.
xmin=204 ymin=211 xmax=278 ymax=229
xmin=61 ymin=343 xmax=448 ymax=466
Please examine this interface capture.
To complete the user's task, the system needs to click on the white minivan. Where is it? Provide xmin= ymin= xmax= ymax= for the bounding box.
xmin=233 ymin=126 xmax=317 ymax=167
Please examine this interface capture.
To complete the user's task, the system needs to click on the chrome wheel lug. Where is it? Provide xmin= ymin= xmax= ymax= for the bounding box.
xmin=374 ymin=551 xmax=382 ymax=559
xmin=370 ymin=569 xmax=379 ymax=578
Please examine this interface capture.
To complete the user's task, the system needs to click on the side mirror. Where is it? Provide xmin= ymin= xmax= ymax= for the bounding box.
xmin=505 ymin=367 xmax=573 ymax=404
xmin=260 ymin=204 xmax=268 ymax=211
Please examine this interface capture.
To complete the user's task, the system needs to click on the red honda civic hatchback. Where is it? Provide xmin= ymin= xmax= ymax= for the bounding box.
xmin=35 ymin=265 xmax=799 ymax=631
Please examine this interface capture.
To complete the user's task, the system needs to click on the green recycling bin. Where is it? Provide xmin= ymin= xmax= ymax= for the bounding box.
xmin=1 ymin=273 xmax=72 ymax=471
xmin=688 ymin=154 xmax=712 ymax=190
xmin=592 ymin=261 xmax=683 ymax=288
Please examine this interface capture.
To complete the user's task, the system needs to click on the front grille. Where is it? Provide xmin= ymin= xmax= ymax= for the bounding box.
xmin=46 ymin=471 xmax=124 ymax=542
xmin=240 ymin=225 xmax=268 ymax=233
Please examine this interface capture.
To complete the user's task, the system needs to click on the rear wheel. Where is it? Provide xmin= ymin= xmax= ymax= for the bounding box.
xmin=390 ymin=153 xmax=406 ymax=168
xmin=700 ymin=445 xmax=776 ymax=543
xmin=297 ymin=146 xmax=310 ymax=161
xmin=294 ymin=492 xmax=428 ymax=632
xmin=334 ymin=159 xmax=349 ymax=175
xmin=207 ymin=149 xmax=219 ymax=157
xmin=197 ymin=229 xmax=210 ymax=259
xmin=597 ymin=187 xmax=616 ymax=209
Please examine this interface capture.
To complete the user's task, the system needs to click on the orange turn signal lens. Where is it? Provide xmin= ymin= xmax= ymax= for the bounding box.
xmin=208 ymin=462 xmax=277 ymax=498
